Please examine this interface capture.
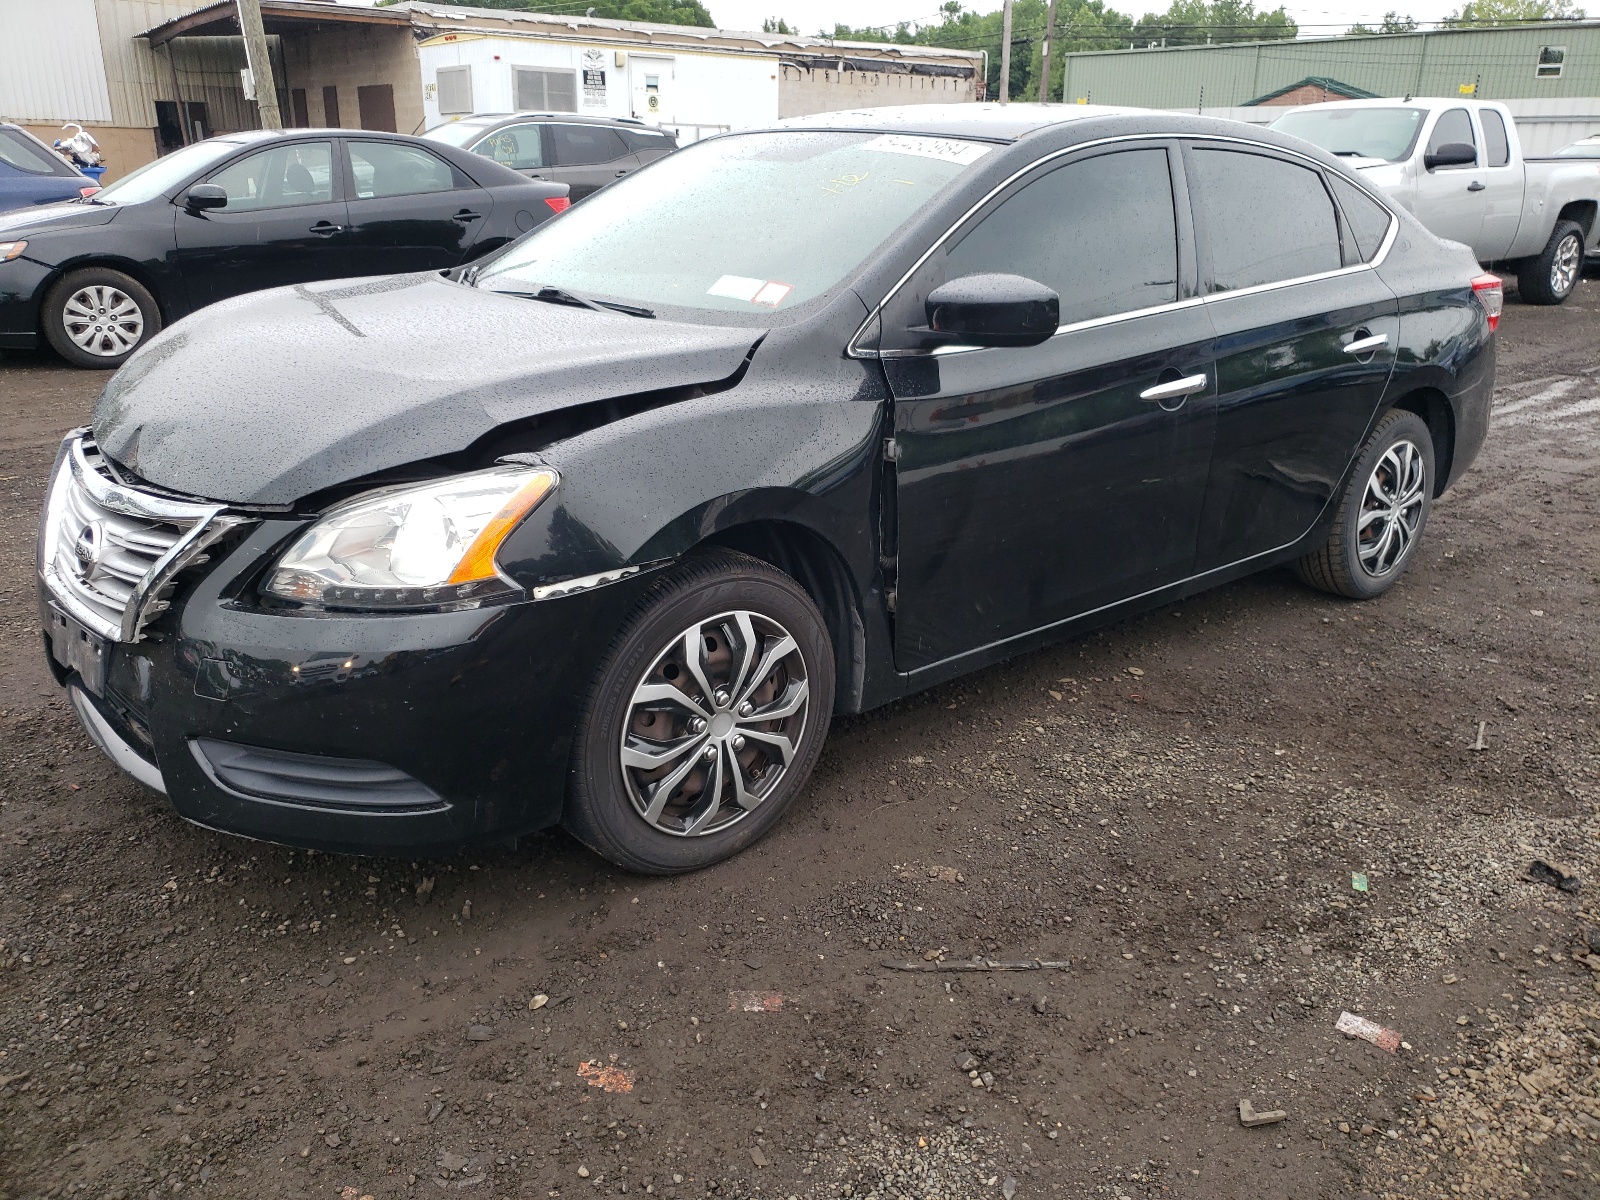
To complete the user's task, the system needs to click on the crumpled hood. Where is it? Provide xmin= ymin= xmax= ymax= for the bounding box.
xmin=93 ymin=273 xmax=764 ymax=505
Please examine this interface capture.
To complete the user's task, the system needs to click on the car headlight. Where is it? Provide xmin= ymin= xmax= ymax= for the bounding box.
xmin=0 ymin=240 xmax=28 ymax=262
xmin=261 ymin=465 xmax=557 ymax=611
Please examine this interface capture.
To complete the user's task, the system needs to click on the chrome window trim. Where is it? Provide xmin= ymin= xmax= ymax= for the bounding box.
xmin=849 ymin=131 xmax=1400 ymax=360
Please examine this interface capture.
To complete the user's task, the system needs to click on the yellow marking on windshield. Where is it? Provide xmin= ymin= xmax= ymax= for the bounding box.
xmin=821 ymin=171 xmax=870 ymax=197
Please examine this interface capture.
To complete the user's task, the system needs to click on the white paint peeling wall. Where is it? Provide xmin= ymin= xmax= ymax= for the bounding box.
xmin=0 ymin=0 xmax=114 ymax=124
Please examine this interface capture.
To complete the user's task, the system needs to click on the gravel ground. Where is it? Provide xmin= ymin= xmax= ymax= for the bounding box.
xmin=0 ymin=272 xmax=1597 ymax=1200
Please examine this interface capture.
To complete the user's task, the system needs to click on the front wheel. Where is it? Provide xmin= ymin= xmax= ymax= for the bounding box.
xmin=1516 ymin=219 xmax=1585 ymax=306
xmin=1295 ymin=408 xmax=1435 ymax=600
xmin=565 ymin=550 xmax=835 ymax=874
xmin=41 ymin=267 xmax=161 ymax=368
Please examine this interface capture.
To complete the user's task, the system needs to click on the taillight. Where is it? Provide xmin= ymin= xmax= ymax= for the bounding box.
xmin=1471 ymin=273 xmax=1503 ymax=332
xmin=78 ymin=186 xmax=99 ymax=198
xmin=544 ymin=196 xmax=571 ymax=214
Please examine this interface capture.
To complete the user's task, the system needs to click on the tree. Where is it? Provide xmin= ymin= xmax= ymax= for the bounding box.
xmin=761 ymin=17 xmax=796 ymax=34
xmin=1347 ymin=11 xmax=1418 ymax=34
xmin=1131 ymin=0 xmax=1295 ymax=48
xmin=377 ymin=0 xmax=716 ymax=26
xmin=1444 ymin=0 xmax=1586 ymax=25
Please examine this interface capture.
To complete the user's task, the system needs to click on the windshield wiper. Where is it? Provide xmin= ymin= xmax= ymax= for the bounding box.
xmin=489 ymin=284 xmax=654 ymax=318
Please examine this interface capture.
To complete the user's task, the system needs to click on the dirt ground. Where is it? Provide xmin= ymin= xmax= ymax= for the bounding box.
xmin=1 ymin=273 xmax=1597 ymax=1200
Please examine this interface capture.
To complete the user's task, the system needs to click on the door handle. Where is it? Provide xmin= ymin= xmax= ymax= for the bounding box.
xmin=452 ymin=210 xmax=483 ymax=222
xmin=1139 ymin=373 xmax=1208 ymax=403
xmin=1467 ymin=180 xmax=1486 ymax=192
xmin=309 ymin=221 xmax=343 ymax=236
xmin=1343 ymin=333 xmax=1390 ymax=355
xmin=615 ymin=169 xmax=629 ymax=177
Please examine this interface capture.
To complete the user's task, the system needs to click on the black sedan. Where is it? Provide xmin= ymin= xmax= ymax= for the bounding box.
xmin=38 ymin=105 xmax=1496 ymax=873
xmin=0 ymin=128 xmax=569 ymax=367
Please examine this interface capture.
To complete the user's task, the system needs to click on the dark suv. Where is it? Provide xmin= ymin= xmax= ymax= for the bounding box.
xmin=422 ymin=113 xmax=676 ymax=200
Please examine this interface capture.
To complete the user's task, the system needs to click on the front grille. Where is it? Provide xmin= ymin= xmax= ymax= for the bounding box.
xmin=39 ymin=433 xmax=247 ymax=642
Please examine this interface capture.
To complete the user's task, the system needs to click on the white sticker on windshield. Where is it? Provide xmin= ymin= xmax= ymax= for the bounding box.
xmin=857 ymin=134 xmax=991 ymax=166
xmin=753 ymin=281 xmax=792 ymax=307
xmin=707 ymin=275 xmax=766 ymax=302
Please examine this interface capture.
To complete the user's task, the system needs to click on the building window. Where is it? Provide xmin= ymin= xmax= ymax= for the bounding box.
xmin=1537 ymin=46 xmax=1566 ymax=79
xmin=513 ymin=66 xmax=578 ymax=113
xmin=437 ymin=65 xmax=473 ymax=115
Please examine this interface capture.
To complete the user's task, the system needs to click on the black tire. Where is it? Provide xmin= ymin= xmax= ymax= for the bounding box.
xmin=1295 ymin=409 xmax=1435 ymax=600
xmin=1515 ymin=219 xmax=1586 ymax=306
xmin=41 ymin=267 xmax=161 ymax=369
xmin=564 ymin=550 xmax=835 ymax=874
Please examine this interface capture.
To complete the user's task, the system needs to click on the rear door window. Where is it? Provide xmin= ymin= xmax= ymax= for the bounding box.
xmin=1188 ymin=148 xmax=1343 ymax=291
xmin=472 ymin=123 xmax=546 ymax=170
xmin=943 ymin=146 xmax=1180 ymax=326
xmin=551 ymin=125 xmax=629 ymax=167
xmin=207 ymin=141 xmax=334 ymax=210
xmin=1480 ymin=109 xmax=1511 ymax=167
xmin=348 ymin=140 xmax=461 ymax=198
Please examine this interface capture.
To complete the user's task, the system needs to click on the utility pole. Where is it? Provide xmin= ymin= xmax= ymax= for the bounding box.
xmin=1037 ymin=0 xmax=1058 ymax=103
xmin=237 ymin=0 xmax=282 ymax=130
xmin=998 ymin=0 xmax=1013 ymax=104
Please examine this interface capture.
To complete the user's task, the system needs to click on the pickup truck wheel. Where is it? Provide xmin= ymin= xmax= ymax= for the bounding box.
xmin=564 ymin=550 xmax=834 ymax=874
xmin=1295 ymin=409 xmax=1435 ymax=601
xmin=1516 ymin=219 xmax=1586 ymax=305
xmin=42 ymin=267 xmax=161 ymax=369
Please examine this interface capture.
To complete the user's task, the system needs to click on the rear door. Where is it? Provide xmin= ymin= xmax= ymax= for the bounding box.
xmin=1414 ymin=107 xmax=1486 ymax=253
xmin=343 ymin=139 xmax=493 ymax=275
xmin=1186 ymin=143 xmax=1399 ymax=573
xmin=882 ymin=142 xmax=1217 ymax=670
xmin=1475 ymin=107 xmax=1524 ymax=259
xmin=548 ymin=123 xmax=640 ymax=201
xmin=173 ymin=138 xmax=348 ymax=308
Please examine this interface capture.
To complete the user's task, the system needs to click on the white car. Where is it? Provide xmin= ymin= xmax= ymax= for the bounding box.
xmin=1272 ymin=98 xmax=1600 ymax=303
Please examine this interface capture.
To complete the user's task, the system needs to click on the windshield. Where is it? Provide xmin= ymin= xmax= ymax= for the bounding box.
xmin=1270 ymin=107 xmax=1426 ymax=163
xmin=421 ymin=119 xmax=500 ymax=148
xmin=475 ymin=130 xmax=990 ymax=317
xmin=94 ymin=139 xmax=245 ymax=204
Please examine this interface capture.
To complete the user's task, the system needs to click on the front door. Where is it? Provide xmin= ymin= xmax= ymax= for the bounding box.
xmin=174 ymin=139 xmax=347 ymax=309
xmin=630 ymin=57 xmax=673 ymax=124
xmin=1414 ymin=107 xmax=1486 ymax=254
xmin=881 ymin=143 xmax=1217 ymax=671
xmin=1183 ymin=143 xmax=1400 ymax=572
xmin=548 ymin=123 xmax=641 ymax=201
xmin=343 ymin=139 xmax=491 ymax=276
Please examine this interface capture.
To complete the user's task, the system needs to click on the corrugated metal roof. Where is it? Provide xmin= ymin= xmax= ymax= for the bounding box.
xmin=0 ymin=0 xmax=115 ymax=124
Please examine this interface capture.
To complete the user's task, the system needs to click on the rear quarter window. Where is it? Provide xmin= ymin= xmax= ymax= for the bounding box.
xmin=1328 ymin=175 xmax=1395 ymax=263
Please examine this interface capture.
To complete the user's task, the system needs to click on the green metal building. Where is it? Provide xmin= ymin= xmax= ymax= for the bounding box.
xmin=1058 ymin=22 xmax=1600 ymax=109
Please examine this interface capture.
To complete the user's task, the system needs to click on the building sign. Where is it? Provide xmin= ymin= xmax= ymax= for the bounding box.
xmin=582 ymin=49 xmax=606 ymax=106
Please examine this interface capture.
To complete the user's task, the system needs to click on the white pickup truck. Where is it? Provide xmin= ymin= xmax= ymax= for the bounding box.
xmin=1270 ymin=98 xmax=1600 ymax=304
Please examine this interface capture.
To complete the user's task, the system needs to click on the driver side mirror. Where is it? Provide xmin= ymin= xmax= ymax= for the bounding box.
xmin=923 ymin=273 xmax=1059 ymax=348
xmin=1423 ymin=142 xmax=1477 ymax=171
xmin=184 ymin=183 xmax=228 ymax=212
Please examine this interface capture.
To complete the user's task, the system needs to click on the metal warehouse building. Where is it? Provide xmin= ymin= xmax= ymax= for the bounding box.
xmin=0 ymin=0 xmax=982 ymax=182
xmin=1058 ymin=22 xmax=1600 ymax=154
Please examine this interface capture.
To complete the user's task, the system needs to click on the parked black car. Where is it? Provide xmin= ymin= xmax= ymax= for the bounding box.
xmin=421 ymin=112 xmax=675 ymax=200
xmin=38 ymin=106 xmax=1497 ymax=873
xmin=0 ymin=128 xmax=569 ymax=367
xmin=0 ymin=124 xmax=99 ymax=214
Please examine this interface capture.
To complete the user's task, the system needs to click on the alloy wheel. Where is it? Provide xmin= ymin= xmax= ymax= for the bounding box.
xmin=1551 ymin=233 xmax=1582 ymax=297
xmin=1356 ymin=439 xmax=1426 ymax=577
xmin=619 ymin=610 xmax=810 ymax=837
xmin=61 ymin=285 xmax=144 ymax=358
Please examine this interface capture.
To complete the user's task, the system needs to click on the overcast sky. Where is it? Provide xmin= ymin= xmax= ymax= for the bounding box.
xmin=706 ymin=1 xmax=1465 ymax=37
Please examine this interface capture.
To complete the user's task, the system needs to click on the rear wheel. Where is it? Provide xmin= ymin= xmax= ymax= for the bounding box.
xmin=1516 ymin=219 xmax=1585 ymax=306
xmin=564 ymin=550 xmax=835 ymax=874
xmin=42 ymin=267 xmax=161 ymax=369
xmin=1295 ymin=409 xmax=1435 ymax=600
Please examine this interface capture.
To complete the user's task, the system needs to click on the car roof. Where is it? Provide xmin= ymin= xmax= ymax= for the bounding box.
xmin=438 ymin=112 xmax=663 ymax=129
xmin=771 ymin=102 xmax=1148 ymax=142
